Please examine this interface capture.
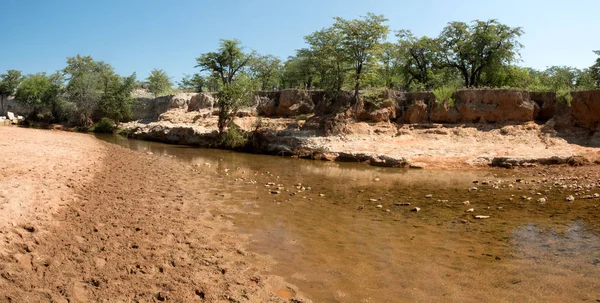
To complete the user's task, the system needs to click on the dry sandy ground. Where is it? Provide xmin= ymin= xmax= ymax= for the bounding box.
xmin=0 ymin=126 xmax=302 ymax=303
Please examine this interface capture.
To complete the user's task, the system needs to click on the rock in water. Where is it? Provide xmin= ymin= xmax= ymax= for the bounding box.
xmin=566 ymin=195 xmax=575 ymax=202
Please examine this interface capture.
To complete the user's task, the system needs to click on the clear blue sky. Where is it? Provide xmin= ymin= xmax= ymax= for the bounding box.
xmin=1 ymin=0 xmax=598 ymax=81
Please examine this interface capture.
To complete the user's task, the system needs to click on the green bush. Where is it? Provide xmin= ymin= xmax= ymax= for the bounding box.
xmin=296 ymin=114 xmax=309 ymax=121
xmin=556 ymin=89 xmax=573 ymax=107
xmin=433 ymin=86 xmax=455 ymax=108
xmin=220 ymin=124 xmax=247 ymax=148
xmin=91 ymin=117 xmax=116 ymax=133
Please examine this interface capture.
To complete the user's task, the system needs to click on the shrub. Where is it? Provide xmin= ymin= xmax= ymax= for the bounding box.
xmin=556 ymin=89 xmax=573 ymax=107
xmin=91 ymin=117 xmax=116 ymax=133
xmin=296 ymin=114 xmax=309 ymax=121
xmin=433 ymin=86 xmax=455 ymax=108
xmin=220 ymin=124 xmax=247 ymax=148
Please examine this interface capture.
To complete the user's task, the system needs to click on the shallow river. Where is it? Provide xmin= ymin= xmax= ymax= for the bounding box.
xmin=95 ymin=134 xmax=600 ymax=303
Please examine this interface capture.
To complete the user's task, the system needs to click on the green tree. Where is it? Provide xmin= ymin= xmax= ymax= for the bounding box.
xmin=437 ymin=19 xmax=523 ymax=87
xmin=179 ymin=73 xmax=206 ymax=92
xmin=249 ymin=54 xmax=282 ymax=90
xmin=590 ymin=50 xmax=600 ymax=87
xmin=281 ymin=50 xmax=318 ymax=89
xmin=0 ymin=70 xmax=24 ymax=114
xmin=304 ymin=27 xmax=348 ymax=93
xmin=146 ymin=69 xmax=172 ymax=97
xmin=397 ymin=30 xmax=439 ymax=90
xmin=333 ymin=13 xmax=389 ymax=98
xmin=99 ymin=72 xmax=137 ymax=122
xmin=63 ymin=55 xmax=114 ymax=125
xmin=377 ymin=42 xmax=402 ymax=89
xmin=195 ymin=39 xmax=255 ymax=134
xmin=14 ymin=73 xmax=61 ymax=117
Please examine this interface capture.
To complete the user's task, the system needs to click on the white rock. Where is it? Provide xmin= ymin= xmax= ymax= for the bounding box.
xmin=7 ymin=112 xmax=15 ymax=120
xmin=411 ymin=207 xmax=421 ymax=212
xmin=474 ymin=215 xmax=490 ymax=219
xmin=537 ymin=197 xmax=547 ymax=203
xmin=466 ymin=208 xmax=475 ymax=212
xmin=425 ymin=194 xmax=433 ymax=199
xmin=566 ymin=195 xmax=575 ymax=202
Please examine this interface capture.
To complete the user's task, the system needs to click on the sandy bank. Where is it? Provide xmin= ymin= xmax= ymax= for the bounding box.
xmin=0 ymin=126 xmax=303 ymax=302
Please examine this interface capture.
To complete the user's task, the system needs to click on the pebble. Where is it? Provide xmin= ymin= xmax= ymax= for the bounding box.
xmin=376 ymin=205 xmax=383 ymax=208
xmin=425 ymin=194 xmax=433 ymax=199
xmin=469 ymin=187 xmax=478 ymax=192
xmin=270 ymin=190 xmax=281 ymax=195
xmin=395 ymin=202 xmax=411 ymax=206
xmin=566 ymin=195 xmax=575 ymax=202
xmin=474 ymin=215 xmax=490 ymax=219
xmin=462 ymin=201 xmax=470 ymax=205
xmin=411 ymin=207 xmax=421 ymax=212
xmin=466 ymin=208 xmax=475 ymax=212
xmin=369 ymin=199 xmax=378 ymax=202
xmin=319 ymin=193 xmax=325 ymax=197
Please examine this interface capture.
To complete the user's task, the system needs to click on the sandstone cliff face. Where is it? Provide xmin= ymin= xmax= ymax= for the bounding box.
xmin=570 ymin=90 xmax=600 ymax=130
xmin=453 ymin=90 xmax=539 ymax=123
xmin=131 ymin=88 xmax=600 ymax=132
xmin=276 ymin=89 xmax=315 ymax=116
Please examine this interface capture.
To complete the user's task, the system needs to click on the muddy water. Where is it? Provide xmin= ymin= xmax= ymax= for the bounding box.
xmin=95 ymin=134 xmax=600 ymax=303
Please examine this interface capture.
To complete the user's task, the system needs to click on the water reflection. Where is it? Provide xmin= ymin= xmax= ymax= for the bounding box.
xmin=94 ymin=133 xmax=600 ymax=302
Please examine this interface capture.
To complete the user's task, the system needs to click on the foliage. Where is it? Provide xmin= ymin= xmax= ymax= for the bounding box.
xmin=195 ymin=40 xmax=256 ymax=134
xmin=63 ymin=55 xmax=113 ymax=125
xmin=14 ymin=73 xmax=61 ymax=117
xmin=296 ymin=114 xmax=309 ymax=121
xmin=249 ymin=54 xmax=282 ymax=90
xmin=91 ymin=117 xmax=116 ymax=133
xmin=333 ymin=13 xmax=389 ymax=97
xmin=146 ymin=69 xmax=172 ymax=97
xmin=556 ymin=89 xmax=573 ymax=107
xmin=437 ymin=19 xmax=523 ymax=87
xmin=220 ymin=123 xmax=247 ymax=148
xmin=0 ymin=70 xmax=24 ymax=114
xmin=179 ymin=73 xmax=206 ymax=92
xmin=433 ymin=86 xmax=456 ymax=108
xmin=397 ymin=30 xmax=440 ymax=90
xmin=99 ymin=72 xmax=137 ymax=122
xmin=196 ymin=39 xmax=254 ymax=85
xmin=589 ymin=50 xmax=600 ymax=88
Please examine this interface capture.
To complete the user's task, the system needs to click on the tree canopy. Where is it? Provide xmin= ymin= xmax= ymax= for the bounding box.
xmin=0 ymin=70 xmax=24 ymax=114
xmin=146 ymin=69 xmax=172 ymax=97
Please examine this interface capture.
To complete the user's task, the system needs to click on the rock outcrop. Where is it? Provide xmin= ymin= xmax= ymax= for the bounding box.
xmin=188 ymin=93 xmax=215 ymax=111
xmin=570 ymin=90 xmax=600 ymax=130
xmin=276 ymin=89 xmax=315 ymax=116
xmin=453 ymin=90 xmax=539 ymax=123
xmin=399 ymin=101 xmax=429 ymax=124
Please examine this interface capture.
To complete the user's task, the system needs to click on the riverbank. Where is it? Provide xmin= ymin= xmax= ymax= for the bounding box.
xmin=119 ymin=115 xmax=600 ymax=169
xmin=0 ymin=126 xmax=306 ymax=302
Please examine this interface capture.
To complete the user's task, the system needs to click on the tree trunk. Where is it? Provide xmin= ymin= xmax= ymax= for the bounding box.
xmin=0 ymin=95 xmax=4 ymax=115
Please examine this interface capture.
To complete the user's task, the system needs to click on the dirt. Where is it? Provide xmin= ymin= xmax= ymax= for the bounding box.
xmin=0 ymin=126 xmax=305 ymax=303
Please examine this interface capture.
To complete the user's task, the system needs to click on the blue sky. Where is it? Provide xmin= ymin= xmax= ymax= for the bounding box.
xmin=1 ymin=0 xmax=598 ymax=82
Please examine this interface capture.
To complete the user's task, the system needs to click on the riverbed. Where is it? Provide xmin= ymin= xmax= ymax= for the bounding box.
xmin=96 ymin=133 xmax=600 ymax=302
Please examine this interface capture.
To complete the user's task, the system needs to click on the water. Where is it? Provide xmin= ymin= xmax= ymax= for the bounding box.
xmin=95 ymin=134 xmax=600 ymax=302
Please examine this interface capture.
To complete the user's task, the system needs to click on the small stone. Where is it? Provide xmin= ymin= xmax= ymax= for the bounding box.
xmin=469 ymin=187 xmax=478 ymax=192
xmin=376 ymin=205 xmax=383 ymax=208
xmin=319 ymin=193 xmax=325 ymax=197
xmin=411 ymin=207 xmax=421 ymax=212
xmin=374 ymin=178 xmax=380 ymax=182
xmin=270 ymin=190 xmax=281 ymax=195
xmin=425 ymin=194 xmax=433 ymax=199
xmin=395 ymin=202 xmax=411 ymax=206
xmin=474 ymin=215 xmax=490 ymax=219
xmin=537 ymin=197 xmax=547 ymax=203
xmin=462 ymin=201 xmax=470 ymax=205
xmin=466 ymin=208 xmax=475 ymax=212
xmin=566 ymin=195 xmax=575 ymax=202
xmin=369 ymin=199 xmax=378 ymax=202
